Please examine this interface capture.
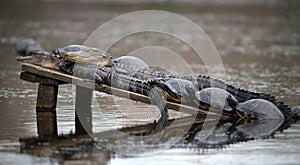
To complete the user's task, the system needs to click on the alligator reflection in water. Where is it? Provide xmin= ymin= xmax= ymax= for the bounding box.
xmin=19 ymin=114 xmax=293 ymax=162
xmin=20 ymin=138 xmax=112 ymax=164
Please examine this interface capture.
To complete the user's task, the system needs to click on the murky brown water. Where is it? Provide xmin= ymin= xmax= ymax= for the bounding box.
xmin=0 ymin=0 xmax=299 ymax=164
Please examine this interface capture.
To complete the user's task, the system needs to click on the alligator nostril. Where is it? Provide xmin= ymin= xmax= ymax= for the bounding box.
xmin=52 ymin=49 xmax=59 ymax=55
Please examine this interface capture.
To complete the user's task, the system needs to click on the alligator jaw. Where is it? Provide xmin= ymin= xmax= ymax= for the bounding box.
xmin=17 ymin=52 xmax=61 ymax=71
xmin=16 ymin=55 xmax=35 ymax=61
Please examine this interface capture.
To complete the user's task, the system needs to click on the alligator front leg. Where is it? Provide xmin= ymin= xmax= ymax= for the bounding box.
xmin=149 ymin=86 xmax=169 ymax=133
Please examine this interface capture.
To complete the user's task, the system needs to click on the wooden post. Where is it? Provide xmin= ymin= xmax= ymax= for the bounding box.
xmin=75 ymin=85 xmax=93 ymax=135
xmin=36 ymin=83 xmax=58 ymax=138
xmin=20 ymin=72 xmax=61 ymax=139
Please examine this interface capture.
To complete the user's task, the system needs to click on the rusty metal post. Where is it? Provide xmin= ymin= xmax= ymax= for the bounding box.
xmin=75 ymin=85 xmax=93 ymax=135
xmin=36 ymin=83 xmax=58 ymax=138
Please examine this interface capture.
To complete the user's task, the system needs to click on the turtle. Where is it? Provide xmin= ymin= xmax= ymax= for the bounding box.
xmin=16 ymin=39 xmax=43 ymax=56
xmin=236 ymin=99 xmax=285 ymax=120
xmin=113 ymin=56 xmax=149 ymax=69
xmin=195 ymin=87 xmax=239 ymax=112
xmin=52 ymin=45 xmax=114 ymax=67
xmin=291 ymin=106 xmax=300 ymax=119
xmin=153 ymin=78 xmax=198 ymax=105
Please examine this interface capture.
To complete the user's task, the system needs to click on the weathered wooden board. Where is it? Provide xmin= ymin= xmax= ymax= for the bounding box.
xmin=21 ymin=63 xmax=223 ymax=117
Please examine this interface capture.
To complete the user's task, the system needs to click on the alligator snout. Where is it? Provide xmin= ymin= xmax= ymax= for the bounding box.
xmin=16 ymin=55 xmax=33 ymax=62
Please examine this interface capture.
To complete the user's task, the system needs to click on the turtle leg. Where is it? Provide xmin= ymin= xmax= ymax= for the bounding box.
xmin=149 ymin=87 xmax=169 ymax=133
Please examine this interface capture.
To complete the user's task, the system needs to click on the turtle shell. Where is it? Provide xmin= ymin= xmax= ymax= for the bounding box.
xmin=165 ymin=78 xmax=196 ymax=99
xmin=291 ymin=106 xmax=300 ymax=118
xmin=113 ymin=56 xmax=149 ymax=69
xmin=195 ymin=88 xmax=238 ymax=111
xmin=236 ymin=99 xmax=284 ymax=120
xmin=52 ymin=45 xmax=113 ymax=67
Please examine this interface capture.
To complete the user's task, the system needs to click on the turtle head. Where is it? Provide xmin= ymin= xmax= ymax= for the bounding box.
xmin=236 ymin=109 xmax=258 ymax=119
xmin=51 ymin=48 xmax=59 ymax=55
xmin=17 ymin=51 xmax=60 ymax=70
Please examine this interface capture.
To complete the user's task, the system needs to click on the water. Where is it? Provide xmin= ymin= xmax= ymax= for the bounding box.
xmin=0 ymin=0 xmax=299 ymax=164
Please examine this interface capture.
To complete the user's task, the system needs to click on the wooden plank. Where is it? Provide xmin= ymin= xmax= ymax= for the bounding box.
xmin=21 ymin=63 xmax=222 ymax=117
xmin=20 ymin=72 xmax=64 ymax=85
xmin=22 ymin=64 xmax=78 ymax=83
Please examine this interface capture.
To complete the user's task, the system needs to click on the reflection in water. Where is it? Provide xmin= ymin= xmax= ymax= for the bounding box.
xmin=19 ymin=115 xmax=297 ymax=163
xmin=20 ymin=138 xmax=112 ymax=165
xmin=236 ymin=119 xmax=283 ymax=139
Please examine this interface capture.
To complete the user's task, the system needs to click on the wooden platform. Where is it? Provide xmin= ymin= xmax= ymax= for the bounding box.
xmin=20 ymin=63 xmax=225 ymax=138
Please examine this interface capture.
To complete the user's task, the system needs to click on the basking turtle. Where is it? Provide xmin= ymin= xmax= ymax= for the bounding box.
xmin=291 ymin=106 xmax=300 ymax=119
xmin=16 ymin=39 xmax=43 ymax=56
xmin=236 ymin=99 xmax=284 ymax=120
xmin=52 ymin=45 xmax=114 ymax=67
xmin=195 ymin=87 xmax=239 ymax=111
xmin=113 ymin=56 xmax=149 ymax=69
xmin=154 ymin=78 xmax=198 ymax=105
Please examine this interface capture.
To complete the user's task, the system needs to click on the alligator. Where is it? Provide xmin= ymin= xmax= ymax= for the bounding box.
xmin=16 ymin=51 xmax=289 ymax=123
xmin=16 ymin=43 xmax=293 ymax=121
xmin=52 ymin=45 xmax=293 ymax=120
